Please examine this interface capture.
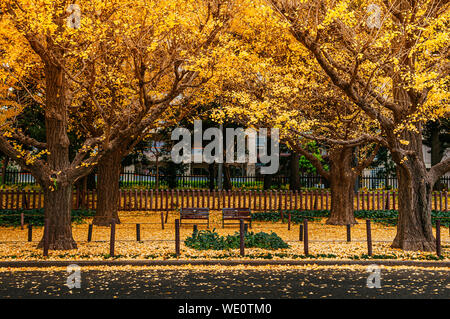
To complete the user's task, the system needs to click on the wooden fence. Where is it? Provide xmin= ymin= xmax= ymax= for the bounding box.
xmin=0 ymin=189 xmax=448 ymax=212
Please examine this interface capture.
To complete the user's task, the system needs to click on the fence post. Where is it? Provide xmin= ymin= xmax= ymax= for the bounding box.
xmin=161 ymin=212 xmax=165 ymax=230
xmin=43 ymin=218 xmax=49 ymax=256
xmin=87 ymin=224 xmax=93 ymax=242
xmin=288 ymin=212 xmax=291 ymax=230
xmin=109 ymin=220 xmax=116 ymax=257
xmin=366 ymin=219 xmax=372 ymax=256
xmin=175 ymin=219 xmax=180 ymax=257
xmin=299 ymin=224 xmax=303 ymax=241
xmin=20 ymin=212 xmax=24 ymax=230
xmin=193 ymin=224 xmax=198 ymax=236
xmin=136 ymin=223 xmax=141 ymax=242
xmin=303 ymin=219 xmax=309 ymax=255
xmin=240 ymin=219 xmax=245 ymax=256
xmin=346 ymin=224 xmax=351 ymax=242
xmin=436 ymin=219 xmax=441 ymax=258
xmin=27 ymin=224 xmax=32 ymax=242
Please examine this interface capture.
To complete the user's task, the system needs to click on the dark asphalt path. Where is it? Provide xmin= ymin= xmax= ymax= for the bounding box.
xmin=0 ymin=267 xmax=448 ymax=299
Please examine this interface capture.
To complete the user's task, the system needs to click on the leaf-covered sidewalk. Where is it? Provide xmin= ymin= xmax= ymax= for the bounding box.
xmin=0 ymin=211 xmax=447 ymax=261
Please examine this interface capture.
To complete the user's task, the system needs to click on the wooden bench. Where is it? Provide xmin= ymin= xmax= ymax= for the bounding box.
xmin=222 ymin=208 xmax=252 ymax=228
xmin=180 ymin=208 xmax=210 ymax=228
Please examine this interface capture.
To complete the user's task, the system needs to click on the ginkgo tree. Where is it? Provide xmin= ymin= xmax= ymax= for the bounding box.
xmin=0 ymin=0 xmax=235 ymax=249
xmin=264 ymin=0 xmax=450 ymax=251
xmin=211 ymin=0 xmax=381 ymax=225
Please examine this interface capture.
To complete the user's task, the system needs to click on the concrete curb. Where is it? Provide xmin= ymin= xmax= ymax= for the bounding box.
xmin=0 ymin=259 xmax=448 ymax=268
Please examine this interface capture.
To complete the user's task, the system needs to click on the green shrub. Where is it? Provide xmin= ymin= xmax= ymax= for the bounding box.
xmin=251 ymin=210 xmax=450 ymax=227
xmin=185 ymin=229 xmax=289 ymax=250
xmin=0 ymin=209 xmax=95 ymax=227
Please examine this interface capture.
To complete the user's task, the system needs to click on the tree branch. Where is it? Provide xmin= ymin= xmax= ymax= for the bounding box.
xmin=428 ymin=157 xmax=450 ymax=186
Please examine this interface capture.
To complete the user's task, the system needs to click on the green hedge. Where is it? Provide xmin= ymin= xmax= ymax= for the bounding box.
xmin=0 ymin=209 xmax=95 ymax=227
xmin=185 ymin=229 xmax=290 ymax=250
xmin=251 ymin=210 xmax=450 ymax=227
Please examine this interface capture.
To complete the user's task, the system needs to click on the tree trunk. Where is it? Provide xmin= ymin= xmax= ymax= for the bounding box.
xmin=263 ymin=174 xmax=273 ymax=190
xmin=1 ymin=156 xmax=8 ymax=185
xmin=38 ymin=63 xmax=77 ymax=250
xmin=93 ymin=150 xmax=122 ymax=226
xmin=38 ymin=185 xmax=77 ymax=249
xmin=155 ymin=156 xmax=159 ymax=189
xmin=223 ymin=164 xmax=232 ymax=190
xmin=430 ymin=123 xmax=442 ymax=167
xmin=208 ymin=163 xmax=215 ymax=190
xmin=430 ymin=123 xmax=445 ymax=191
xmin=289 ymin=152 xmax=300 ymax=190
xmin=75 ymin=172 xmax=96 ymax=209
xmin=326 ymin=146 xmax=357 ymax=225
xmin=390 ymin=131 xmax=435 ymax=251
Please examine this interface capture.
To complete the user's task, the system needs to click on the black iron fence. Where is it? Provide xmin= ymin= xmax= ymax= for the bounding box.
xmin=2 ymin=169 xmax=449 ymax=190
xmin=119 ymin=172 xmax=325 ymax=189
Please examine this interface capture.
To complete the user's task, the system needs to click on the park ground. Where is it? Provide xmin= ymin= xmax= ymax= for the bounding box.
xmin=0 ymin=211 xmax=448 ymax=261
xmin=0 ymin=265 xmax=448 ymax=298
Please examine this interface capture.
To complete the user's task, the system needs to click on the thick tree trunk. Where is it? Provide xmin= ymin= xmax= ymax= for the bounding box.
xmin=390 ymin=131 xmax=435 ymax=251
xmin=289 ymin=152 xmax=300 ymax=190
xmin=326 ymin=146 xmax=357 ymax=225
xmin=93 ymin=150 xmax=122 ymax=226
xmin=38 ymin=63 xmax=77 ymax=250
xmin=38 ymin=185 xmax=77 ymax=249
xmin=391 ymin=163 xmax=435 ymax=251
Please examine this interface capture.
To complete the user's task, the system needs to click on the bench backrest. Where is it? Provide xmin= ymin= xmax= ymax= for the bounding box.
xmin=222 ymin=208 xmax=251 ymax=218
xmin=180 ymin=208 xmax=209 ymax=219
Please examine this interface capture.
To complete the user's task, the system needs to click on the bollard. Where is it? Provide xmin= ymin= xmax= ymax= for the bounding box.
xmin=299 ymin=224 xmax=304 ymax=241
xmin=161 ymin=212 xmax=165 ymax=230
xmin=43 ymin=218 xmax=49 ymax=257
xmin=20 ymin=213 xmax=24 ymax=230
xmin=346 ymin=224 xmax=351 ymax=242
xmin=136 ymin=223 xmax=141 ymax=242
xmin=27 ymin=224 xmax=32 ymax=242
xmin=366 ymin=219 xmax=372 ymax=256
xmin=303 ymin=219 xmax=309 ymax=256
xmin=193 ymin=224 xmax=198 ymax=236
xmin=175 ymin=219 xmax=180 ymax=257
xmin=288 ymin=212 xmax=291 ymax=230
xmin=109 ymin=220 xmax=116 ymax=257
xmin=240 ymin=219 xmax=245 ymax=256
xmin=436 ymin=220 xmax=441 ymax=257
xmin=87 ymin=224 xmax=93 ymax=242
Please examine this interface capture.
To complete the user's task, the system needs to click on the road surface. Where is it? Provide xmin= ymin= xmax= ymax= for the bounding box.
xmin=0 ymin=266 xmax=448 ymax=299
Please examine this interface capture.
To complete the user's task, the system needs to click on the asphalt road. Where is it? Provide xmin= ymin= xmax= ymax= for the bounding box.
xmin=0 ymin=267 xmax=448 ymax=299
